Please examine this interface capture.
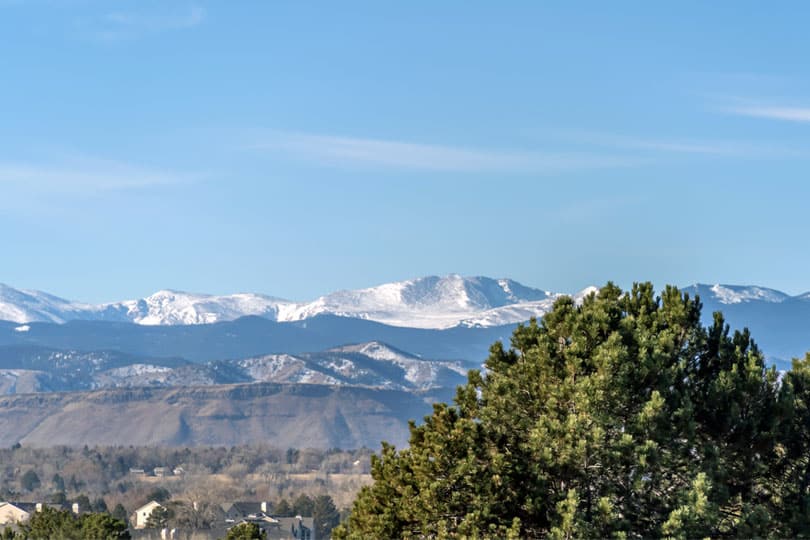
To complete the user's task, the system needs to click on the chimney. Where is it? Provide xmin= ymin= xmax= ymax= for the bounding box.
xmin=261 ymin=501 xmax=268 ymax=513
xmin=72 ymin=503 xmax=80 ymax=515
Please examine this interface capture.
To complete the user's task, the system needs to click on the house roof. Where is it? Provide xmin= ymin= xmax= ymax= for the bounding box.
xmin=133 ymin=500 xmax=164 ymax=513
xmin=0 ymin=502 xmax=73 ymax=513
xmin=270 ymin=517 xmax=315 ymax=539
xmin=221 ymin=501 xmax=266 ymax=516
xmin=0 ymin=502 xmax=34 ymax=513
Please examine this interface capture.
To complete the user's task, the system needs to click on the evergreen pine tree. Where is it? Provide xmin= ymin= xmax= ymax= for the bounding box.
xmin=335 ymin=282 xmax=791 ymax=538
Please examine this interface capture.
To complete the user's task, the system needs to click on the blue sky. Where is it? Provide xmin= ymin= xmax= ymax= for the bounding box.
xmin=3 ymin=1 xmax=810 ymax=302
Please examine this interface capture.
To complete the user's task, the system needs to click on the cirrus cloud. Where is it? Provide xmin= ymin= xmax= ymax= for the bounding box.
xmin=251 ymin=132 xmax=640 ymax=174
xmin=727 ymin=105 xmax=810 ymax=123
xmin=0 ymin=155 xmax=194 ymax=193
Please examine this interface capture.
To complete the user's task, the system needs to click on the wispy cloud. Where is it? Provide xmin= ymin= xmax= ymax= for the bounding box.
xmin=0 ymin=156 xmax=193 ymax=193
xmin=251 ymin=133 xmax=639 ymax=173
xmin=726 ymin=105 xmax=810 ymax=123
xmin=80 ymin=5 xmax=205 ymax=40
xmin=565 ymin=131 xmax=804 ymax=159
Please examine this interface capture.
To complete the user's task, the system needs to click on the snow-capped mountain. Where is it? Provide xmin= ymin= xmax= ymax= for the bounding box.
xmin=0 ymin=276 xmax=577 ymax=329
xmin=677 ymin=283 xmax=810 ymax=368
xmin=108 ymin=290 xmax=290 ymax=325
xmin=2 ymin=278 xmax=808 ymax=334
xmin=456 ymin=285 xmax=600 ymax=328
xmin=328 ymin=341 xmax=467 ymax=388
xmin=0 ymin=285 xmax=290 ymax=326
xmin=230 ymin=341 xmax=466 ymax=390
xmin=682 ymin=284 xmax=792 ymax=305
xmin=278 ymin=275 xmax=564 ymax=329
xmin=0 ymin=284 xmax=96 ymax=325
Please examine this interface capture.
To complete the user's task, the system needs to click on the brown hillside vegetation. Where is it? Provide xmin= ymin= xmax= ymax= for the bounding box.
xmin=0 ymin=382 xmax=445 ymax=449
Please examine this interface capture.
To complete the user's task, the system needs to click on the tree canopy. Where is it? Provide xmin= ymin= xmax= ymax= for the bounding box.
xmin=144 ymin=505 xmax=171 ymax=529
xmin=335 ymin=282 xmax=810 ymax=538
xmin=20 ymin=471 xmax=40 ymax=492
xmin=4 ymin=506 xmax=130 ymax=540
xmin=312 ymin=494 xmax=340 ymax=539
xmin=222 ymin=522 xmax=267 ymax=540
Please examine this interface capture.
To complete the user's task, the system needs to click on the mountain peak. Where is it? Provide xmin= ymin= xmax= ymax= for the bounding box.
xmin=329 ymin=340 xmax=421 ymax=360
xmin=278 ymin=274 xmax=554 ymax=329
xmin=685 ymin=283 xmax=790 ymax=305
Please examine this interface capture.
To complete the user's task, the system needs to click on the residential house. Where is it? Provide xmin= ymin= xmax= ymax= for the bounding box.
xmin=0 ymin=502 xmax=34 ymax=525
xmin=221 ymin=501 xmax=270 ymax=523
xmin=285 ymin=516 xmax=315 ymax=540
xmin=131 ymin=500 xmax=165 ymax=529
xmin=219 ymin=502 xmax=316 ymax=539
xmin=225 ymin=516 xmax=315 ymax=540
xmin=0 ymin=501 xmax=79 ymax=526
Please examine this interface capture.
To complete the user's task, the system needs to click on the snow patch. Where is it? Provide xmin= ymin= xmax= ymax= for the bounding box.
xmin=708 ymin=284 xmax=789 ymax=304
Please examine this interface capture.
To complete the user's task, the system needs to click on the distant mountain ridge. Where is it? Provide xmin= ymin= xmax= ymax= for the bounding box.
xmin=0 ymin=283 xmax=290 ymax=326
xmin=1 ymin=279 xmax=809 ymax=449
xmin=0 ymin=276 xmax=579 ymax=329
xmin=681 ymin=283 xmax=795 ymax=305
xmin=0 ymin=314 xmax=513 ymax=365
xmin=0 ymin=341 xmax=467 ymax=395
xmin=2 ymin=278 xmax=810 ymax=367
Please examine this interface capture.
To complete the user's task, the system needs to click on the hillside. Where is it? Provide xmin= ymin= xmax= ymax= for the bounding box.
xmin=0 ymin=342 xmax=467 ymax=394
xmin=0 ymin=315 xmax=512 ymax=365
xmin=0 ymin=382 xmax=451 ymax=449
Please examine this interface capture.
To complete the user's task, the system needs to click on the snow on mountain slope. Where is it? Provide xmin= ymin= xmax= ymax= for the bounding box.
xmin=456 ymin=286 xmax=600 ymax=328
xmin=231 ymin=343 xmax=467 ymax=390
xmin=0 ymin=283 xmax=96 ymax=324
xmin=458 ymin=300 xmax=557 ymax=328
xmin=235 ymin=354 xmax=330 ymax=384
xmin=330 ymin=341 xmax=468 ymax=388
xmin=0 ymin=341 xmax=466 ymax=394
xmin=278 ymin=275 xmax=555 ymax=329
xmin=7 ymin=277 xmax=803 ymax=331
xmin=0 ymin=276 xmax=556 ymax=328
xmin=682 ymin=284 xmax=791 ymax=304
xmin=109 ymin=290 xmax=290 ymax=325
xmin=0 ymin=285 xmax=292 ymax=326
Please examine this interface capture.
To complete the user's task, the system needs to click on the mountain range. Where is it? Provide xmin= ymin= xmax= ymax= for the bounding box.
xmin=0 ymin=275 xmax=594 ymax=329
xmin=0 ymin=341 xmax=466 ymax=395
xmin=3 ymin=277 xmax=809 ymax=332
xmin=3 ymin=276 xmax=810 ymax=366
xmin=2 ymin=277 xmax=809 ymax=363
xmin=1 ymin=276 xmax=809 ymax=448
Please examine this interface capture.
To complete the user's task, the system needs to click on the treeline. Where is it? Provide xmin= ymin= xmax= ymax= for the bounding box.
xmin=337 ymin=283 xmax=810 ymax=538
xmin=0 ymin=444 xmax=372 ymax=515
xmin=0 ymin=507 xmax=129 ymax=540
